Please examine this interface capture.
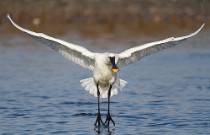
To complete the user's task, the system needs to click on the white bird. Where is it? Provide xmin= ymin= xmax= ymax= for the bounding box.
xmin=7 ymin=14 xmax=204 ymax=127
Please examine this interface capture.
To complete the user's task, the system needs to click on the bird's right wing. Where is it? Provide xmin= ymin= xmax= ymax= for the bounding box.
xmin=117 ymin=24 xmax=204 ymax=67
xmin=7 ymin=14 xmax=95 ymax=70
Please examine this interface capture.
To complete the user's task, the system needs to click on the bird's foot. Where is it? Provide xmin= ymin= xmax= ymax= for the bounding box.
xmin=105 ymin=112 xmax=115 ymax=127
xmin=94 ymin=113 xmax=104 ymax=126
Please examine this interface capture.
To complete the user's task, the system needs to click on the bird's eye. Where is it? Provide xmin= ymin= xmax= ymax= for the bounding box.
xmin=109 ymin=57 xmax=115 ymax=60
xmin=109 ymin=57 xmax=111 ymax=61
xmin=109 ymin=57 xmax=115 ymax=64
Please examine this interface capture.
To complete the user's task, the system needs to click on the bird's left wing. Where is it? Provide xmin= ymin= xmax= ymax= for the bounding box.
xmin=117 ymin=24 xmax=204 ymax=67
xmin=7 ymin=15 xmax=95 ymax=70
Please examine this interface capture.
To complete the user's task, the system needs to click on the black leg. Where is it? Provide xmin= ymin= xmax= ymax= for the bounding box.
xmin=94 ymin=84 xmax=104 ymax=126
xmin=105 ymin=85 xmax=115 ymax=126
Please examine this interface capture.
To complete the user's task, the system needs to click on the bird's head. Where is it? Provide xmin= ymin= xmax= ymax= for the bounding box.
xmin=108 ymin=53 xmax=119 ymax=73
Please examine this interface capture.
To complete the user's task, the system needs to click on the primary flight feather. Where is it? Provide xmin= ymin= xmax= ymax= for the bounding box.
xmin=7 ymin=14 xmax=204 ymax=126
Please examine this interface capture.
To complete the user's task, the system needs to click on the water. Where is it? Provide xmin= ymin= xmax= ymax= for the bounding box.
xmin=0 ymin=31 xmax=210 ymax=135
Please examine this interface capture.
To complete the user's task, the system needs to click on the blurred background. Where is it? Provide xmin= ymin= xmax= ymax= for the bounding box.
xmin=0 ymin=0 xmax=209 ymax=36
xmin=1 ymin=0 xmax=210 ymax=134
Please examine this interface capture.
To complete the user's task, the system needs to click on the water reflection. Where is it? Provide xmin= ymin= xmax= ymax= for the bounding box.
xmin=94 ymin=125 xmax=115 ymax=135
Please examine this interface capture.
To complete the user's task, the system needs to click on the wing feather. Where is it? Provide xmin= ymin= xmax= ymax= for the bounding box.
xmin=7 ymin=14 xmax=95 ymax=70
xmin=118 ymin=24 xmax=204 ymax=66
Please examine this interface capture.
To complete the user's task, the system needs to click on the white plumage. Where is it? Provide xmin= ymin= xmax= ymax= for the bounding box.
xmin=7 ymin=15 xmax=204 ymax=98
xmin=80 ymin=77 xmax=127 ymax=98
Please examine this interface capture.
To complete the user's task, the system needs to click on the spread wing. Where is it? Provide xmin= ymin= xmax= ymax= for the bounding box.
xmin=117 ymin=24 xmax=204 ymax=67
xmin=7 ymin=14 xmax=95 ymax=70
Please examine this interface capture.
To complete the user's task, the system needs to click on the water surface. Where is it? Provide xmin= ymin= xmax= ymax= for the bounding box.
xmin=0 ymin=30 xmax=210 ymax=134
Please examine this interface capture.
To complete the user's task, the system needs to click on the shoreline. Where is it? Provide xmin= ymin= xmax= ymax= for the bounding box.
xmin=1 ymin=0 xmax=209 ymax=36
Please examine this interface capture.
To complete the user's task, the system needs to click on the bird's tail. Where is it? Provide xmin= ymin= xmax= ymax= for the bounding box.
xmin=80 ymin=77 xmax=127 ymax=98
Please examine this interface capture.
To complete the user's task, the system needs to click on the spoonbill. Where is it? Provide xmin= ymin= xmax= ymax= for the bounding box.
xmin=7 ymin=14 xmax=204 ymax=127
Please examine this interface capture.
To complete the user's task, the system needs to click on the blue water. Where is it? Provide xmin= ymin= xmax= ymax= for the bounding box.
xmin=0 ymin=33 xmax=210 ymax=135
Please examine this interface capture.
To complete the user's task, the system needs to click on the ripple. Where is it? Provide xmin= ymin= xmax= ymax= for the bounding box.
xmin=148 ymin=122 xmax=173 ymax=127
xmin=50 ymin=131 xmax=70 ymax=134
xmin=60 ymin=101 xmax=119 ymax=106
xmin=0 ymin=107 xmax=8 ymax=109
xmin=60 ymin=101 xmax=96 ymax=105
xmin=29 ymin=95 xmax=50 ymax=99
xmin=72 ymin=112 xmax=96 ymax=117
xmin=6 ymin=113 xmax=26 ymax=118
xmin=190 ymin=98 xmax=210 ymax=102
xmin=55 ymin=121 xmax=68 ymax=125
xmin=146 ymin=100 xmax=178 ymax=106
xmin=101 ymin=101 xmax=119 ymax=104
xmin=117 ymin=114 xmax=147 ymax=120
xmin=175 ymin=123 xmax=190 ymax=128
